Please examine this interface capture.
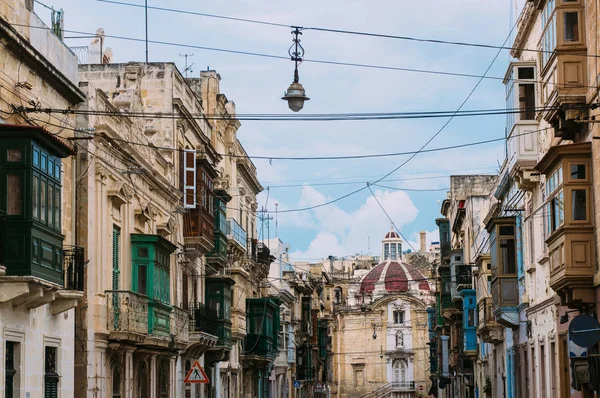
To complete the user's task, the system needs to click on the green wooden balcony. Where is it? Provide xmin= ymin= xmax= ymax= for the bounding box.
xmin=245 ymin=334 xmax=276 ymax=359
xmin=245 ymin=297 xmax=281 ymax=359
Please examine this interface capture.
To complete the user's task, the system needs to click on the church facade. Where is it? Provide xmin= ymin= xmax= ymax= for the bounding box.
xmin=331 ymin=230 xmax=434 ymax=398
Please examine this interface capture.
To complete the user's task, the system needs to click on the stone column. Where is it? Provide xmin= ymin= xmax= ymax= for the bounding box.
xmin=124 ymin=350 xmax=134 ymax=398
xmin=150 ymin=355 xmax=157 ymax=398
xmin=94 ymin=339 xmax=109 ymax=398
xmin=170 ymin=356 xmax=177 ymax=398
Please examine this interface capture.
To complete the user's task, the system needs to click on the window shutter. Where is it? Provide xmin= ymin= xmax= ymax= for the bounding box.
xmin=182 ymin=272 xmax=189 ymax=309
xmin=183 ymin=149 xmax=196 ymax=208
xmin=44 ymin=376 xmax=58 ymax=398
xmin=112 ymin=227 xmax=120 ymax=291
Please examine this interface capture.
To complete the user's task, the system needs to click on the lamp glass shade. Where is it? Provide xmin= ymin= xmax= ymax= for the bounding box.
xmin=282 ymin=81 xmax=309 ymax=112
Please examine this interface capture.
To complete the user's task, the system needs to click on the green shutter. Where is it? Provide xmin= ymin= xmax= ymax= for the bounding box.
xmin=44 ymin=376 xmax=58 ymax=398
xmin=112 ymin=227 xmax=120 ymax=329
xmin=112 ymin=227 xmax=120 ymax=291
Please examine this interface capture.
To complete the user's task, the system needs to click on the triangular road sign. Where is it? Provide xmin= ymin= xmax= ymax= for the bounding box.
xmin=184 ymin=361 xmax=210 ymax=384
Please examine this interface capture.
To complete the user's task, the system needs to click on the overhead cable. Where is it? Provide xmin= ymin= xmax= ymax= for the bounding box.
xmin=95 ymin=0 xmax=600 ymax=59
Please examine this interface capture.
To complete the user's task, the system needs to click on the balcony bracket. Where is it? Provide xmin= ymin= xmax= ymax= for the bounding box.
xmin=50 ymin=290 xmax=84 ymax=315
xmin=0 ymin=281 xmax=32 ymax=304
xmin=185 ymin=335 xmax=219 ymax=359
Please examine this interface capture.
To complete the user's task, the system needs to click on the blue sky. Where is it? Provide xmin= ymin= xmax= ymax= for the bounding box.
xmin=40 ymin=0 xmax=526 ymax=261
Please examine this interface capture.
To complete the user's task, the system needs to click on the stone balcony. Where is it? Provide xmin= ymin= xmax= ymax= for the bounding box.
xmin=0 ymin=246 xmax=85 ymax=315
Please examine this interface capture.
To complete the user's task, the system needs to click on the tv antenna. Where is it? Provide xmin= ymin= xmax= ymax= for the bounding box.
xmin=179 ymin=53 xmax=195 ymax=78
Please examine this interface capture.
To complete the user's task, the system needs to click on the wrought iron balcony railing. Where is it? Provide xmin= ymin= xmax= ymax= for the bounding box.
xmin=63 ymin=246 xmax=85 ymax=291
xmin=106 ymin=291 xmax=149 ymax=335
xmin=188 ymin=302 xmax=219 ymax=337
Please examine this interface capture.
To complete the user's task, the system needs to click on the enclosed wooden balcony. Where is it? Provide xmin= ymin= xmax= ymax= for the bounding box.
xmin=486 ymin=216 xmax=519 ymax=327
xmin=227 ymin=218 xmax=247 ymax=253
xmin=535 ymin=142 xmax=595 ymax=307
xmin=477 ymin=298 xmax=503 ymax=344
xmin=205 ymin=192 xmax=231 ymax=273
xmin=244 ymin=297 xmax=281 ymax=361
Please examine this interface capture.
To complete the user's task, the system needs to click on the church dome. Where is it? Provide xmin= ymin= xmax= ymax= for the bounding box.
xmin=384 ymin=230 xmax=400 ymax=239
xmin=359 ymin=259 xmax=430 ymax=295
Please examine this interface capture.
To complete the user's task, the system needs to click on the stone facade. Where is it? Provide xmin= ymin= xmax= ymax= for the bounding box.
xmin=0 ymin=1 xmax=86 ymax=398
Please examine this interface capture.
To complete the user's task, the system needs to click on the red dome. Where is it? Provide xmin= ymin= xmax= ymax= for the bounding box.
xmin=360 ymin=260 xmax=430 ymax=295
xmin=384 ymin=231 xmax=400 ymax=239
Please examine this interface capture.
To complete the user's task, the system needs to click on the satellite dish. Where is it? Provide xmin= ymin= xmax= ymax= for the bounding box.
xmin=569 ymin=314 xmax=600 ymax=348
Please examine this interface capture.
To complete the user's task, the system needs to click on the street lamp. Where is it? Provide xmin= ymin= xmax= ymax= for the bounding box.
xmin=282 ymin=27 xmax=309 ymax=112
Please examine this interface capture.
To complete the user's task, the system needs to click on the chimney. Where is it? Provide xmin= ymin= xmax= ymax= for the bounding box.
xmin=419 ymin=231 xmax=426 ymax=253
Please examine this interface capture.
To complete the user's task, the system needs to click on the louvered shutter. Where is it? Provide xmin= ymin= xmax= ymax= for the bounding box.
xmin=112 ymin=227 xmax=120 ymax=329
xmin=112 ymin=227 xmax=120 ymax=291
xmin=44 ymin=376 xmax=58 ymax=398
xmin=183 ymin=149 xmax=196 ymax=208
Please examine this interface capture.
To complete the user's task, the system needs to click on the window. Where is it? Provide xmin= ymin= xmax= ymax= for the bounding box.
xmin=541 ymin=0 xmax=557 ymax=67
xmin=40 ymin=179 xmax=46 ymax=222
xmin=519 ymin=84 xmax=535 ymax=120
xmin=467 ymin=308 xmax=475 ymax=327
xmin=544 ymin=159 xmax=589 ymax=234
xmin=33 ymin=175 xmax=39 ymax=219
xmin=201 ymin=170 xmax=214 ymax=215
xmin=563 ymin=12 xmax=579 ymax=41
xmin=48 ymin=185 xmax=54 ymax=226
xmin=137 ymin=265 xmax=147 ymax=295
xmin=334 ymin=288 xmax=342 ymax=304
xmin=7 ymin=149 xmax=22 ymax=162
xmin=54 ymin=186 xmax=60 ymax=229
xmin=393 ymin=310 xmax=405 ymax=324
xmin=518 ymin=67 xmax=534 ymax=79
xmin=112 ymin=367 xmax=122 ymax=398
xmin=571 ymin=164 xmax=585 ymax=179
xmin=5 ymin=342 xmax=17 ymax=398
xmin=572 ymin=190 xmax=586 ymax=220
xmin=390 ymin=244 xmax=397 ymax=260
xmin=384 ymin=244 xmax=389 ymax=260
xmin=44 ymin=346 xmax=59 ymax=398
xmin=546 ymin=166 xmax=565 ymax=235
xmin=7 ymin=174 xmax=22 ymax=215
xmin=500 ymin=238 xmax=516 ymax=274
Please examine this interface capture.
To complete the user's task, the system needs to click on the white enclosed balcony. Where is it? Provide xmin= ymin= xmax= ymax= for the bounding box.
xmin=504 ymin=61 xmax=540 ymax=189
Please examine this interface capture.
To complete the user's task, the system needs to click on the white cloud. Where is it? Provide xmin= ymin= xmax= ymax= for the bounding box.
xmin=288 ymin=186 xmax=419 ymax=259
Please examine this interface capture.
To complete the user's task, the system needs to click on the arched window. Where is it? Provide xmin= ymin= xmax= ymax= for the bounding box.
xmin=334 ymin=288 xmax=342 ymax=304
xmin=393 ymin=361 xmax=401 ymax=382
xmin=393 ymin=360 xmax=407 ymax=382
xmin=138 ymin=362 xmax=149 ymax=398
xmin=158 ymin=360 xmax=169 ymax=398
xmin=112 ymin=366 xmax=122 ymax=398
